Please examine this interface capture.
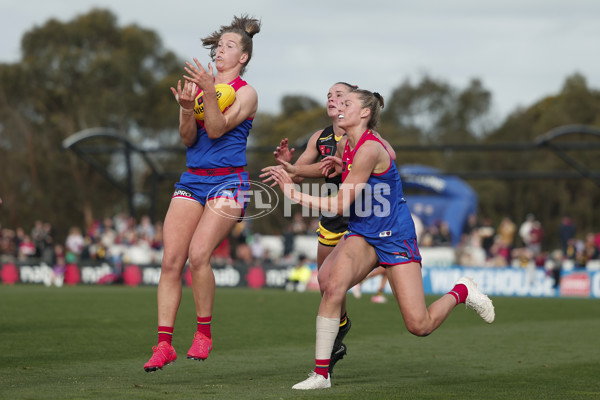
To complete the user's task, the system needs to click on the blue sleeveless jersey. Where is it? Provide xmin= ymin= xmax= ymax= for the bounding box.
xmin=186 ymin=119 xmax=252 ymax=168
xmin=186 ymin=77 xmax=252 ymax=169
xmin=342 ymin=132 xmax=416 ymax=242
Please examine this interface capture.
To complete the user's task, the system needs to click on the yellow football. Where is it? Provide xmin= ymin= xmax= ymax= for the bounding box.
xmin=194 ymin=83 xmax=236 ymax=121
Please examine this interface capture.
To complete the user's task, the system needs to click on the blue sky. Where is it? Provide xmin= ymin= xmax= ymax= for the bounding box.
xmin=2 ymin=0 xmax=599 ymax=121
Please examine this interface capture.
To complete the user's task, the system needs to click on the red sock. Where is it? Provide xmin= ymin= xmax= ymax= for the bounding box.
xmin=197 ymin=316 xmax=212 ymax=339
xmin=448 ymin=284 xmax=468 ymax=305
xmin=158 ymin=326 xmax=174 ymax=345
xmin=314 ymin=359 xmax=330 ymax=379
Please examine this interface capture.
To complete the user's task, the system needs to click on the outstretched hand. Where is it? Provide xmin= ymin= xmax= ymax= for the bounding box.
xmin=183 ymin=58 xmax=215 ymax=92
xmin=268 ymin=167 xmax=298 ymax=202
xmin=260 ymin=160 xmax=297 ymax=187
xmin=170 ymin=79 xmax=198 ymax=110
xmin=274 ymin=138 xmax=295 ymax=163
xmin=320 ymin=156 xmax=343 ymax=178
xmin=259 ymin=165 xmax=281 ymax=187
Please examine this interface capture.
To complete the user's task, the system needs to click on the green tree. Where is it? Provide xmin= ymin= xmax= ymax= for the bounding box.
xmin=380 ymin=75 xmax=494 ymax=169
xmin=1 ymin=9 xmax=599 ymax=252
xmin=247 ymin=94 xmax=329 ymax=174
xmin=477 ymin=73 xmax=600 ymax=247
xmin=0 ymin=9 xmax=183 ymax=237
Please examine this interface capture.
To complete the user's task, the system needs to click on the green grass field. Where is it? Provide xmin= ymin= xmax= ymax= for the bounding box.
xmin=1 ymin=285 xmax=599 ymax=400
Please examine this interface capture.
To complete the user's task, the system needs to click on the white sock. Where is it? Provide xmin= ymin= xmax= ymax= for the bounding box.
xmin=315 ymin=315 xmax=339 ymax=360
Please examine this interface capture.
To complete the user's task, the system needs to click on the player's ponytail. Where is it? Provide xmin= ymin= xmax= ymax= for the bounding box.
xmin=202 ymin=14 xmax=262 ymax=75
xmin=353 ymin=88 xmax=384 ymax=130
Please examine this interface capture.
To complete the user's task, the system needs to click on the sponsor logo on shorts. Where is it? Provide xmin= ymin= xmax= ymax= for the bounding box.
xmin=379 ymin=230 xmax=392 ymax=237
xmin=394 ymin=252 xmax=409 ymax=259
xmin=216 ymin=190 xmax=234 ymax=198
xmin=173 ymin=189 xmax=193 ymax=198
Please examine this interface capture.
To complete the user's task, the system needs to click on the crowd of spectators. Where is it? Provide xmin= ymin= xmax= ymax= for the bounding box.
xmin=454 ymin=213 xmax=600 ymax=274
xmin=208 ymin=211 xmax=319 ymax=267
xmin=2 ymin=211 xmax=599 ymax=277
xmin=0 ymin=213 xmax=165 ymax=268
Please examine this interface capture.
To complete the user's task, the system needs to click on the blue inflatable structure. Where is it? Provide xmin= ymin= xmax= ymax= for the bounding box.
xmin=399 ymin=165 xmax=478 ymax=246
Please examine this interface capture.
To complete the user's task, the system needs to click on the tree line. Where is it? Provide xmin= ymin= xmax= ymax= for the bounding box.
xmin=1 ymin=9 xmax=599 ymax=250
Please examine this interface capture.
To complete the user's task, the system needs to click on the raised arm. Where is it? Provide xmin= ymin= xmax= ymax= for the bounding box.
xmin=271 ymin=141 xmax=384 ymax=215
xmin=262 ymin=129 xmax=324 ymax=184
xmin=183 ymin=59 xmax=258 ymax=140
xmin=170 ymin=80 xmax=200 ymax=147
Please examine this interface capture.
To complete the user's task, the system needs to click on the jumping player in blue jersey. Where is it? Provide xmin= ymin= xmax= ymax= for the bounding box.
xmin=144 ymin=14 xmax=261 ymax=372
xmin=268 ymin=88 xmax=495 ymax=390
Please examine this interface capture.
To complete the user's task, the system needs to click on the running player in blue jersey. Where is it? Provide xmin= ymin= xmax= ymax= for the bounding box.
xmin=261 ymin=82 xmax=396 ymax=375
xmin=268 ymin=88 xmax=495 ymax=390
xmin=144 ymin=14 xmax=261 ymax=372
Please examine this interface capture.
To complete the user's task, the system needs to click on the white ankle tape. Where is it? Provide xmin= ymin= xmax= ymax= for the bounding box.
xmin=315 ymin=316 xmax=340 ymax=360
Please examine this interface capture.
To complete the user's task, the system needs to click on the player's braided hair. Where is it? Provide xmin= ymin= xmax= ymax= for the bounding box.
xmin=201 ymin=14 xmax=262 ymax=76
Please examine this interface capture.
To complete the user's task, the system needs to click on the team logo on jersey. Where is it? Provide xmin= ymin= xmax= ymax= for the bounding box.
xmin=319 ymin=145 xmax=334 ymax=156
